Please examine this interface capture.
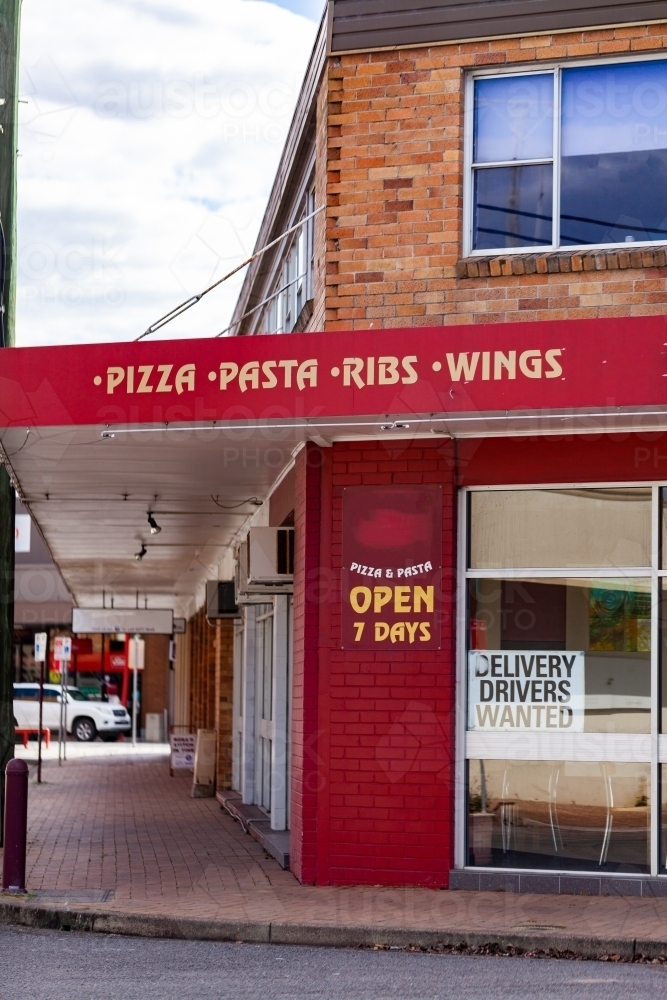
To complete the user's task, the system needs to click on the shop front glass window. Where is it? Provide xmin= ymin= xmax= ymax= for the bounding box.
xmin=469 ymin=760 xmax=650 ymax=873
xmin=470 ymin=489 xmax=652 ymax=570
xmin=465 ymin=485 xmax=662 ymax=876
xmin=468 ymin=578 xmax=651 ymax=735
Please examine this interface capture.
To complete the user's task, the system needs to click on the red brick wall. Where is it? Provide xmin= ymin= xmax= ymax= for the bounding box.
xmin=186 ymin=609 xmax=234 ymax=789
xmin=141 ymin=634 xmax=169 ymax=731
xmin=290 ymin=442 xmax=324 ymax=883
xmin=189 ymin=608 xmax=216 ymax=733
xmin=324 ymin=23 xmax=667 ymax=330
xmin=290 ymin=437 xmax=456 ymax=887
xmin=215 ymin=620 xmax=234 ymax=791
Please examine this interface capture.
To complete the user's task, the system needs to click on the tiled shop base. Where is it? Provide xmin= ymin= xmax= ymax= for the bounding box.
xmin=450 ymin=870 xmax=667 ymax=897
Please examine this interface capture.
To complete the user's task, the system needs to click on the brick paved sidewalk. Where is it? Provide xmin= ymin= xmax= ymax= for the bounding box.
xmin=3 ymin=751 xmax=667 ymax=945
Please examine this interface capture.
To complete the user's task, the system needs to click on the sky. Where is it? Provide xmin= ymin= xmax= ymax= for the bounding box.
xmin=16 ymin=0 xmax=323 ymax=346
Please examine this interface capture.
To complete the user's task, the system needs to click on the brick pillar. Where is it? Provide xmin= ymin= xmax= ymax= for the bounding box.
xmin=140 ymin=634 xmax=169 ymax=732
xmin=290 ymin=437 xmax=457 ymax=887
xmin=215 ymin=619 xmax=234 ymax=790
xmin=188 ymin=608 xmax=217 ymax=732
xmin=186 ymin=609 xmax=234 ymax=787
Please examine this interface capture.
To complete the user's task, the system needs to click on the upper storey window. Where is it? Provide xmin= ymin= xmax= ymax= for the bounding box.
xmin=467 ymin=59 xmax=667 ymax=255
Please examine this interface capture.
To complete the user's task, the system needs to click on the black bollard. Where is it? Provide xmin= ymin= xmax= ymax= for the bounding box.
xmin=2 ymin=758 xmax=29 ymax=893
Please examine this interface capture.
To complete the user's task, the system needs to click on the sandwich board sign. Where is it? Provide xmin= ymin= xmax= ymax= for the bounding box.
xmin=170 ymin=733 xmax=196 ymax=773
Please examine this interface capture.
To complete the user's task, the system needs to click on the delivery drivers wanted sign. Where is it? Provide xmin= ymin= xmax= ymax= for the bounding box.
xmin=341 ymin=485 xmax=442 ymax=650
xmin=468 ymin=650 xmax=585 ymax=731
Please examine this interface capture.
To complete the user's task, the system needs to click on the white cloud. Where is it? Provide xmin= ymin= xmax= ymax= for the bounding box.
xmin=262 ymin=0 xmax=325 ymax=17
xmin=16 ymin=0 xmax=318 ymax=346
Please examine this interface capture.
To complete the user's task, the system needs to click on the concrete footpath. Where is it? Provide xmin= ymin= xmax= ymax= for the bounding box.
xmin=2 ymin=748 xmax=667 ymax=962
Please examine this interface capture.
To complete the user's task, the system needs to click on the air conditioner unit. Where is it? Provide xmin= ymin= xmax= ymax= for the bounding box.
xmin=205 ymin=580 xmax=239 ymax=619
xmin=235 ymin=527 xmax=294 ymax=597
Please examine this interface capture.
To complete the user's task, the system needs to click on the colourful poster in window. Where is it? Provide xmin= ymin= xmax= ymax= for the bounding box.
xmin=341 ymin=485 xmax=442 ymax=650
xmin=589 ymin=588 xmax=651 ymax=652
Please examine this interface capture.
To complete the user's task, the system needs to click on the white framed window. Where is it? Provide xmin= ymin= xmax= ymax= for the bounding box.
xmin=259 ymin=182 xmax=316 ymax=335
xmin=464 ymin=55 xmax=667 ymax=256
xmin=455 ymin=482 xmax=667 ymax=878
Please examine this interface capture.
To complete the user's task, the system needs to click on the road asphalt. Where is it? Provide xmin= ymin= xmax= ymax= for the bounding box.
xmin=0 ymin=925 xmax=666 ymax=1000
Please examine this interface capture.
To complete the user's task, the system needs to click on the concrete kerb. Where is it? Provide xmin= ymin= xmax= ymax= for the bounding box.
xmin=1 ymin=897 xmax=667 ymax=961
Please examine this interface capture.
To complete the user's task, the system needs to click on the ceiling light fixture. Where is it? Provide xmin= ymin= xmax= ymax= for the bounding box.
xmin=134 ymin=544 xmax=147 ymax=561
xmin=147 ymin=512 xmax=162 ymax=534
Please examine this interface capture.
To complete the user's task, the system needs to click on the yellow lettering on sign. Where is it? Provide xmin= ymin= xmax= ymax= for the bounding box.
xmin=390 ymin=623 xmax=405 ymax=643
xmin=378 ymin=357 xmax=399 ymax=385
xmin=545 ymin=348 xmax=563 ymax=378
xmin=405 ymin=622 xmax=419 ymax=642
xmin=219 ymin=362 xmax=238 ymax=389
xmin=175 ymin=364 xmax=195 ymax=394
xmin=261 ymin=361 xmax=277 ymax=389
xmin=372 ymin=621 xmax=431 ymax=644
xmin=414 ymin=586 xmax=434 ymax=613
xmin=349 ymin=585 xmax=437 ymax=615
xmin=519 ymin=350 xmax=541 ymax=379
xmin=373 ymin=586 xmax=392 ymax=613
xmin=137 ymin=365 xmax=154 ymax=393
xmin=156 ymin=364 xmax=174 ymax=392
xmin=239 ymin=361 xmax=259 ymax=392
xmin=107 ymin=367 xmax=124 ymax=394
xmin=394 ymin=586 xmax=411 ymax=613
xmin=297 ymin=359 xmax=318 ymax=390
xmin=494 ymin=350 xmax=516 ymax=380
xmin=350 ymin=587 xmax=372 ymax=614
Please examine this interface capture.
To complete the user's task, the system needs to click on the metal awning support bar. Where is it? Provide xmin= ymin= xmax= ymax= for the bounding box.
xmin=216 ymin=270 xmax=307 ymax=338
xmin=136 ymin=206 xmax=324 ymax=341
xmin=94 ymin=408 xmax=667 ymax=437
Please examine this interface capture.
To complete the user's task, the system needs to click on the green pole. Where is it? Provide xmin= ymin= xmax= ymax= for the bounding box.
xmin=0 ymin=470 xmax=14 ymax=842
xmin=0 ymin=0 xmax=20 ymax=347
xmin=0 ymin=0 xmax=21 ymax=844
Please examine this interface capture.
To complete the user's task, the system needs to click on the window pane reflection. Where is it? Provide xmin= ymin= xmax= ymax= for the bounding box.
xmin=473 ymin=165 xmax=552 ymax=251
xmin=470 ymin=489 xmax=652 ymax=569
xmin=468 ymin=759 xmax=650 ymax=872
xmin=561 ymin=61 xmax=667 ymax=246
xmin=474 ymin=74 xmax=554 ymax=163
xmin=468 ymin=578 xmax=651 ymax=734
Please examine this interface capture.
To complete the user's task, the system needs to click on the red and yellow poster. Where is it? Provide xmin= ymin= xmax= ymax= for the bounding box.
xmin=341 ymin=485 xmax=442 ymax=650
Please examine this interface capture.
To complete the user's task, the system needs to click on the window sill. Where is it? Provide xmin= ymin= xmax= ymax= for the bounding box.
xmin=456 ymin=247 xmax=667 ymax=279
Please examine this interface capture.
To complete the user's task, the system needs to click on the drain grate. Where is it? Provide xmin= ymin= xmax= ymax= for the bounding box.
xmin=30 ymin=889 xmax=114 ymax=903
xmin=513 ymin=924 xmax=567 ymax=932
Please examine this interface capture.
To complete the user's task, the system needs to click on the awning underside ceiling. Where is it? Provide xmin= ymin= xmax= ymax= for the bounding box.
xmin=2 ymin=423 xmax=305 ymax=615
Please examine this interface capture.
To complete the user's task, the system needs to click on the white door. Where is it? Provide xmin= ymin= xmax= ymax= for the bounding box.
xmin=232 ymin=621 xmax=244 ymax=792
xmin=270 ymin=595 xmax=291 ymax=831
xmin=255 ymin=604 xmax=274 ymax=813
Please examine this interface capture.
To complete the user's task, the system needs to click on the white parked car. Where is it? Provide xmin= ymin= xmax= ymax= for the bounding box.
xmin=13 ymin=683 xmax=131 ymax=742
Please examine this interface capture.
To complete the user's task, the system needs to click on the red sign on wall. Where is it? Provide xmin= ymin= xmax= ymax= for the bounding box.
xmin=341 ymin=485 xmax=442 ymax=650
xmin=2 ymin=315 xmax=667 ymax=429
